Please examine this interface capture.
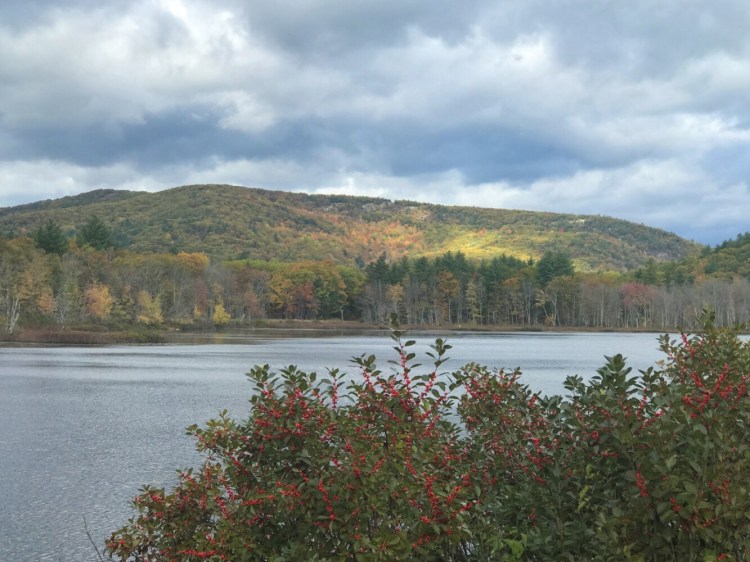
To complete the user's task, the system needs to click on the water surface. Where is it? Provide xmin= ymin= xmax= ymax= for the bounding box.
xmin=0 ymin=331 xmax=667 ymax=560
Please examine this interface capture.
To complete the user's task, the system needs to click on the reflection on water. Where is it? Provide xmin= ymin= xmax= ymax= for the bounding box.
xmin=0 ymin=331 xmax=666 ymax=560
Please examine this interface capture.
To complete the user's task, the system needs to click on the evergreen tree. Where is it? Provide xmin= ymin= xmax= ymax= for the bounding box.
xmin=365 ymin=252 xmax=389 ymax=284
xmin=33 ymin=219 xmax=69 ymax=255
xmin=536 ymin=250 xmax=575 ymax=286
xmin=77 ymin=216 xmax=114 ymax=250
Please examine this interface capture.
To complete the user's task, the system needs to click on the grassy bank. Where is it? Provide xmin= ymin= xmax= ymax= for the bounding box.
xmin=1 ymin=318 xmax=689 ymax=346
xmin=2 ymin=327 xmax=165 ymax=345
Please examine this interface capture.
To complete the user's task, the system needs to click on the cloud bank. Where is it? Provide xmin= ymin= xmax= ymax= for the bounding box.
xmin=1 ymin=0 xmax=749 ymax=243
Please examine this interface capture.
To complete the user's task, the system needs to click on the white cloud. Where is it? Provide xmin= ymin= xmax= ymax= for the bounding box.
xmin=343 ymin=29 xmax=586 ymax=126
xmin=211 ymin=91 xmax=276 ymax=133
xmin=0 ymin=0 xmax=284 ymax=128
xmin=180 ymin=157 xmax=315 ymax=188
xmin=449 ymin=159 xmax=747 ymax=238
xmin=0 ymin=159 xmax=161 ymax=205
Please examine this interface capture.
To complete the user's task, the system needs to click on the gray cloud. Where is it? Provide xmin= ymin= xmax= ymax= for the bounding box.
xmin=229 ymin=0 xmax=486 ymax=55
xmin=0 ymin=0 xmax=749 ymax=244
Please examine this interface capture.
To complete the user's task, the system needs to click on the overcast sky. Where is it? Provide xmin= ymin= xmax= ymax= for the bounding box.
xmin=1 ymin=0 xmax=749 ymax=244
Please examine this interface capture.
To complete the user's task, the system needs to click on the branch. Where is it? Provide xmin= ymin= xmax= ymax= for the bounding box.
xmin=83 ymin=515 xmax=105 ymax=562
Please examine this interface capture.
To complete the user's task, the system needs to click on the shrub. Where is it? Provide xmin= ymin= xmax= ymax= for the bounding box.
xmin=460 ymin=316 xmax=750 ymax=561
xmin=107 ymin=316 xmax=749 ymax=561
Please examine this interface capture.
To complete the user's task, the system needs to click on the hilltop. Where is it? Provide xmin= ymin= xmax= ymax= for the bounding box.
xmin=0 ymin=184 xmax=700 ymax=270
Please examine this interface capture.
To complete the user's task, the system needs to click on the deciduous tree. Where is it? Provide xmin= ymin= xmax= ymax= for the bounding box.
xmin=84 ymin=283 xmax=113 ymax=322
xmin=136 ymin=290 xmax=163 ymax=325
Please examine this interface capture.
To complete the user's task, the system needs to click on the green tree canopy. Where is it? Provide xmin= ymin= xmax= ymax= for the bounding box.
xmin=33 ymin=219 xmax=69 ymax=255
xmin=77 ymin=215 xmax=114 ymax=250
xmin=536 ymin=250 xmax=575 ymax=285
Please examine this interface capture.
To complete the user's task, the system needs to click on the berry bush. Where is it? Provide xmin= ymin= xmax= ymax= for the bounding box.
xmin=107 ymin=316 xmax=749 ymax=561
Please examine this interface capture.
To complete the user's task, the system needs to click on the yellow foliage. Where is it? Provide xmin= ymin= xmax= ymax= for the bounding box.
xmin=136 ymin=290 xmax=163 ymax=325
xmin=212 ymin=302 xmax=230 ymax=325
xmin=176 ymin=252 xmax=209 ymax=274
xmin=386 ymin=283 xmax=404 ymax=306
xmin=85 ymin=284 xmax=113 ymax=321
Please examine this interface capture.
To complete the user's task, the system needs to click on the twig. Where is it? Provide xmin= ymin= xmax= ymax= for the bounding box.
xmin=83 ymin=515 xmax=106 ymax=562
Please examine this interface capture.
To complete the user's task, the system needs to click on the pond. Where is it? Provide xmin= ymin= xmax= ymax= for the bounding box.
xmin=0 ymin=330 xmax=668 ymax=560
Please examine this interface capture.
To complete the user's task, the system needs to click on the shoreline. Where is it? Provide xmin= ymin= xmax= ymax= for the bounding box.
xmin=0 ymin=319 xmax=702 ymax=346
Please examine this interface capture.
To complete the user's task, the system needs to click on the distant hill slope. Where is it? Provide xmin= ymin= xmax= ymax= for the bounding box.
xmin=704 ymin=233 xmax=750 ymax=278
xmin=636 ymin=232 xmax=750 ymax=283
xmin=0 ymin=184 xmax=700 ymax=270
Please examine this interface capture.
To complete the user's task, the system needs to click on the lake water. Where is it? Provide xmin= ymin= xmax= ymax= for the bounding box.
xmin=0 ymin=330 xmax=669 ymax=560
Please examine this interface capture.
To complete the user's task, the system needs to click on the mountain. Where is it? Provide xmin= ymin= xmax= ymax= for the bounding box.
xmin=0 ymin=184 xmax=700 ymax=270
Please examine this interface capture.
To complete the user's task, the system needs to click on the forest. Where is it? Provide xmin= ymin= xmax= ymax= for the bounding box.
xmin=1 ymin=214 xmax=748 ymax=336
xmin=0 ymin=184 xmax=698 ymax=270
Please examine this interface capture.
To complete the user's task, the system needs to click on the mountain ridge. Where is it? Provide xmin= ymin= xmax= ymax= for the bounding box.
xmin=0 ymin=184 xmax=700 ymax=271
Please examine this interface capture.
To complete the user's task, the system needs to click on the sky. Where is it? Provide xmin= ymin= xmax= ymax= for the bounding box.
xmin=1 ymin=1 xmax=749 ymax=245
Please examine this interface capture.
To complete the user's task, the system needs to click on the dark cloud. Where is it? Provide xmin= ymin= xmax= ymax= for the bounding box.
xmin=480 ymin=1 xmax=750 ymax=77
xmin=232 ymin=0 xmax=486 ymax=55
xmin=5 ymin=97 xmax=588 ymax=183
xmin=364 ymin=122 xmax=580 ymax=183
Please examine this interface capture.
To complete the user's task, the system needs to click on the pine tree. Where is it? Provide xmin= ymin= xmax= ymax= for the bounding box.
xmin=536 ymin=251 xmax=575 ymax=286
xmin=33 ymin=219 xmax=69 ymax=255
xmin=77 ymin=216 xmax=114 ymax=250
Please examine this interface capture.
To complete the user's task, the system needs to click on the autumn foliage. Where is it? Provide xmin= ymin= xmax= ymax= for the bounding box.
xmin=3 ymin=223 xmax=750 ymax=336
xmin=107 ymin=316 xmax=749 ymax=561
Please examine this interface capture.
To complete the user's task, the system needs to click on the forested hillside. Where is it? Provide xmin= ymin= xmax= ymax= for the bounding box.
xmin=3 ymin=185 xmax=747 ymax=336
xmin=0 ymin=184 xmax=697 ymax=271
xmin=634 ymin=232 xmax=750 ymax=284
xmin=1 ymin=233 xmax=748 ymax=336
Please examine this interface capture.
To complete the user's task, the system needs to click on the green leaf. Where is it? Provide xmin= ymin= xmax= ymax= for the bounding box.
xmin=666 ymin=455 xmax=677 ymax=470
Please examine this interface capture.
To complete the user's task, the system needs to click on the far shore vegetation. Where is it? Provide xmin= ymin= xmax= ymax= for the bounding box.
xmin=1 ymin=221 xmax=749 ymax=341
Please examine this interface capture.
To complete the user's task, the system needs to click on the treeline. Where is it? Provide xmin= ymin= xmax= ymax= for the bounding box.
xmin=361 ymin=251 xmax=750 ymax=329
xmin=0 ymin=235 xmax=363 ymax=334
xmin=1 ymin=225 xmax=749 ymax=335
